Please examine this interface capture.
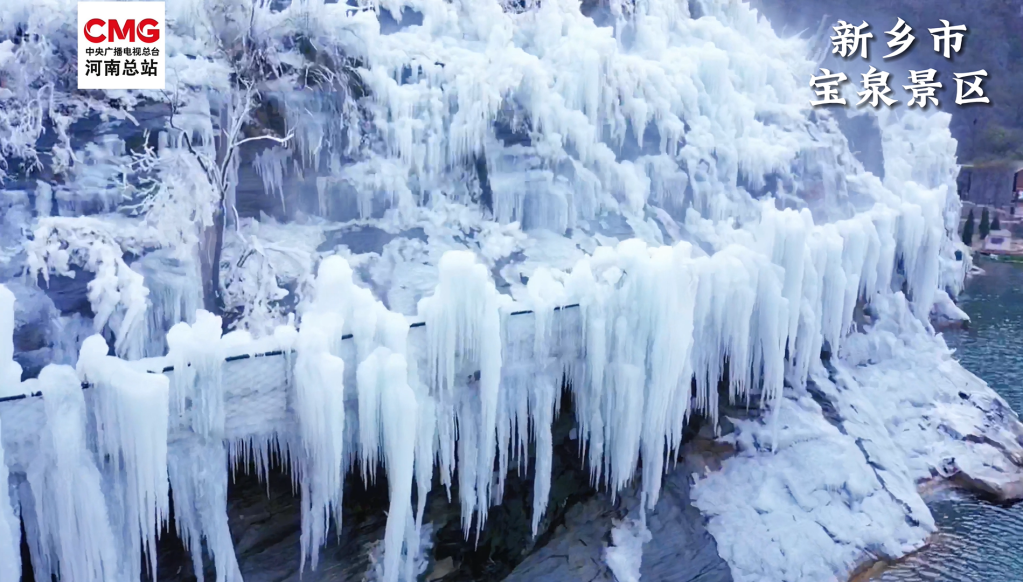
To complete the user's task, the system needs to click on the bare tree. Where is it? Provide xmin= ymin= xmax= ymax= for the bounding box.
xmin=166 ymin=81 xmax=293 ymax=314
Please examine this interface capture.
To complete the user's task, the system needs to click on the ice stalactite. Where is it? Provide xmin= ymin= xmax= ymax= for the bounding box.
xmin=294 ymin=315 xmax=347 ymax=574
xmin=133 ymin=249 xmax=204 ymax=358
xmin=26 ymin=365 xmax=120 ymax=582
xmin=417 ymin=251 xmax=508 ymax=537
xmin=0 ymin=285 xmax=21 ymax=396
xmin=0 ymin=285 xmax=21 ymax=581
xmin=253 ymin=146 xmax=291 ymax=209
xmin=77 ymin=335 xmax=171 ymax=581
xmin=0 ymin=414 xmax=18 ymax=581
xmin=525 ymin=267 xmax=565 ymax=535
xmin=165 ymin=312 xmax=243 ymax=582
xmin=378 ymin=349 xmax=418 ymax=582
xmin=168 ymin=441 xmax=240 ymax=582
xmin=408 ymin=367 xmax=438 ymax=582
xmin=296 ymin=255 xmax=421 ymax=582
xmin=563 ymin=240 xmax=700 ymax=509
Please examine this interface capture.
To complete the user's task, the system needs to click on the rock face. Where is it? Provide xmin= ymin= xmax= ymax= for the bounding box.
xmin=153 ymin=466 xmax=390 ymax=582
xmin=149 ymin=400 xmax=732 ymax=582
xmin=502 ymin=451 xmax=731 ymax=582
xmin=957 ymin=163 xmax=1023 ymax=209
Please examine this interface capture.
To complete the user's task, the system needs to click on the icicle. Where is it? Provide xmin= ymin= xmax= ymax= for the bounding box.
xmin=164 ymin=311 xmax=242 ymax=582
xmin=166 ymin=311 xmax=226 ymax=437
xmin=167 ymin=439 xmax=243 ymax=582
xmin=0 ymin=285 xmax=20 ymax=579
xmin=0 ymin=285 xmax=21 ymax=397
xmin=530 ymin=371 xmax=555 ymax=536
xmin=27 ymin=365 xmax=120 ymax=582
xmin=379 ymin=350 xmax=417 ymax=582
xmin=526 ymin=267 xmax=564 ymax=360
xmin=417 ymin=251 xmax=507 ymax=535
xmin=0 ymin=409 xmax=19 ymax=582
xmin=78 ymin=335 xmax=170 ymax=582
xmin=357 ymin=349 xmax=384 ymax=483
xmin=407 ymin=390 xmax=436 ymax=582
xmin=253 ymin=146 xmax=291 ymax=208
xmin=294 ymin=316 xmax=346 ymax=574
xmin=524 ymin=267 xmax=566 ymax=532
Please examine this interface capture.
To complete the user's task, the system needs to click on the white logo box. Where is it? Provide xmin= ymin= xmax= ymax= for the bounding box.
xmin=77 ymin=1 xmax=166 ymax=90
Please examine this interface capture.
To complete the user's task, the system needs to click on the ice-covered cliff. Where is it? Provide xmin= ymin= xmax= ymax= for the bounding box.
xmin=1 ymin=0 xmax=1019 ymax=581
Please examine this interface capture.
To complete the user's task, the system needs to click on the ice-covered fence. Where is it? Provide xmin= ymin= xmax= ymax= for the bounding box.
xmin=0 ymin=276 xmax=586 ymax=582
xmin=0 ymin=305 xmax=582 ymax=406
xmin=0 ymin=305 xmax=585 ymax=465
xmin=0 ymin=192 xmax=965 ymax=582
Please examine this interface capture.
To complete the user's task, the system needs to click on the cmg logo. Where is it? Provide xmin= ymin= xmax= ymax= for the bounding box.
xmin=82 ymin=18 xmax=161 ymax=44
xmin=77 ymin=2 xmax=166 ymax=90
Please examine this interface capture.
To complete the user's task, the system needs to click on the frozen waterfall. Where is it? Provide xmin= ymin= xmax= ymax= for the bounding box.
xmin=0 ymin=0 xmax=973 ymax=580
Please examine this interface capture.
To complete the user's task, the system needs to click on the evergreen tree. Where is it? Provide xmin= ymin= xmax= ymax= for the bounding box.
xmin=963 ymin=208 xmax=975 ymax=246
xmin=980 ymin=207 xmax=991 ymax=240
xmin=992 ymin=213 xmax=1002 ymax=231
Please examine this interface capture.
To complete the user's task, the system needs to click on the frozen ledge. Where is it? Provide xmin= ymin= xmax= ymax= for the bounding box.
xmin=0 ymin=282 xmax=1001 ymax=582
xmin=690 ymin=295 xmax=1023 ymax=582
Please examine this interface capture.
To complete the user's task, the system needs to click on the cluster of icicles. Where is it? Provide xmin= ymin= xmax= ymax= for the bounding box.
xmin=0 ymin=198 xmax=947 ymax=582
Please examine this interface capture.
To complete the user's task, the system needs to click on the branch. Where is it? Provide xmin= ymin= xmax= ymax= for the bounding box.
xmin=231 ymin=131 xmax=294 ymax=150
xmin=164 ymin=91 xmax=217 ymax=183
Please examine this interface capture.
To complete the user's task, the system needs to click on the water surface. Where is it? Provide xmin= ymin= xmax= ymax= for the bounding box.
xmin=876 ymin=260 xmax=1023 ymax=581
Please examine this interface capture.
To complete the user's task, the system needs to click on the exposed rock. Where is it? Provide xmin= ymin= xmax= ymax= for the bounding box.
xmin=154 ymin=465 xmax=390 ymax=582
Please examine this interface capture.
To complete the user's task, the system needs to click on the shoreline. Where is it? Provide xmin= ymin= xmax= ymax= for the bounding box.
xmin=690 ymin=293 xmax=1023 ymax=582
xmin=847 ymin=478 xmax=1021 ymax=582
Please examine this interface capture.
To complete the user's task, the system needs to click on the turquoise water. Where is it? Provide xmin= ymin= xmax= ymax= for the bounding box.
xmin=876 ymin=260 xmax=1023 ymax=581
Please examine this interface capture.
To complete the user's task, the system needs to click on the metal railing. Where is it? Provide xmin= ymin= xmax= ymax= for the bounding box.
xmin=0 ymin=303 xmax=581 ymax=405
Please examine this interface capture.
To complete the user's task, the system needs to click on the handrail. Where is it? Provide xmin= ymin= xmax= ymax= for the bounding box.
xmin=0 ymin=303 xmax=581 ymax=405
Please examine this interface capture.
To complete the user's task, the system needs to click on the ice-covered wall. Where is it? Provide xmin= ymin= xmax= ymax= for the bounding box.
xmin=0 ymin=192 xmax=967 ymax=582
xmin=0 ymin=0 xmax=978 ymax=580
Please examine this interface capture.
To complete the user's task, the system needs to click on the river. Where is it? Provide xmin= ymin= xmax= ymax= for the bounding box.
xmin=875 ymin=259 xmax=1023 ymax=581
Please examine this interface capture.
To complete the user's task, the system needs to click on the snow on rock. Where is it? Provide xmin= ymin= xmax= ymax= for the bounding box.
xmin=692 ymin=292 xmax=1023 ymax=581
xmin=692 ymin=391 xmax=929 ymax=582
xmin=604 ymin=518 xmax=652 ymax=582
xmin=841 ymin=294 xmax=1023 ymax=502
xmin=930 ymin=288 xmax=970 ymax=330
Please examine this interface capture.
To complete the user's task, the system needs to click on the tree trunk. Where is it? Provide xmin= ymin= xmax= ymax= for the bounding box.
xmin=198 ymin=101 xmax=231 ymax=318
xmin=199 ymin=205 xmax=225 ymax=316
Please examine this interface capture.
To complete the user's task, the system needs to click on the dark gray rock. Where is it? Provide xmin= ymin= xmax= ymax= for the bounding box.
xmin=640 ymin=472 xmax=732 ymax=582
xmin=155 ymin=464 xmax=390 ymax=582
xmin=957 ymin=163 xmax=1023 ymax=209
xmin=502 ymin=459 xmax=732 ymax=582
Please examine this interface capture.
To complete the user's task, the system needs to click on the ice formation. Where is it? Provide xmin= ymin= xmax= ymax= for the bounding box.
xmin=0 ymin=286 xmax=20 ymax=580
xmin=26 ymin=365 xmax=120 ymax=581
xmin=605 ymin=518 xmax=653 ymax=582
xmin=0 ymin=0 xmax=977 ymax=580
xmin=77 ymin=335 xmax=171 ymax=581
